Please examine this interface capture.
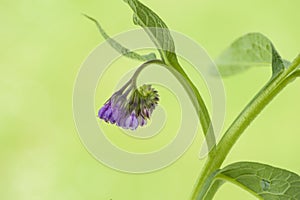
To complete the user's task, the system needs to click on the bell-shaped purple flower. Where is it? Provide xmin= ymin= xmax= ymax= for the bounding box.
xmin=124 ymin=113 xmax=139 ymax=130
xmin=98 ymin=84 xmax=159 ymax=130
xmin=98 ymin=101 xmax=113 ymax=122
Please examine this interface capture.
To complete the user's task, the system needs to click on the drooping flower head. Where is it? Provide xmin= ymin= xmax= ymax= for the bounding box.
xmin=98 ymin=83 xmax=159 ymax=130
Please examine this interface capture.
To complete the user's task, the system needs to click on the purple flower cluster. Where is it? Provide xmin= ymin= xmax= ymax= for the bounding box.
xmin=98 ymin=84 xmax=159 ymax=130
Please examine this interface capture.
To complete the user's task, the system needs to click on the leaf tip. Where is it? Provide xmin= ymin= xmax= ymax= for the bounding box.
xmin=82 ymin=13 xmax=98 ymax=24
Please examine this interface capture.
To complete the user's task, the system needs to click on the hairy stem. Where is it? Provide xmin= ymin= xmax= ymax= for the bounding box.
xmin=168 ymin=59 xmax=216 ymax=151
xmin=131 ymin=59 xmax=165 ymax=86
xmin=132 ymin=59 xmax=216 ymax=150
xmin=190 ymin=54 xmax=300 ymax=199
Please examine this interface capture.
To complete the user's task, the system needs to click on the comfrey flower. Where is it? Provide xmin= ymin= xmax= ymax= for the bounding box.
xmin=98 ymin=83 xmax=159 ymax=130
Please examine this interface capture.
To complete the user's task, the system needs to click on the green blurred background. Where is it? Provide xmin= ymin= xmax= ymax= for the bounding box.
xmin=1 ymin=0 xmax=300 ymax=199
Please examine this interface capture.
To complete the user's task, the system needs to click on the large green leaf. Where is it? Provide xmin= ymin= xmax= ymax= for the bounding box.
xmin=123 ymin=0 xmax=178 ymax=66
xmin=83 ymin=14 xmax=156 ymax=61
xmin=124 ymin=0 xmax=215 ymax=149
xmin=215 ymin=33 xmax=288 ymax=76
xmin=199 ymin=162 xmax=300 ymax=199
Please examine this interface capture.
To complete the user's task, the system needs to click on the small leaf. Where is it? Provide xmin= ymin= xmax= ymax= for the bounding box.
xmin=123 ymin=0 xmax=178 ymax=65
xmin=215 ymin=33 xmax=287 ymax=76
xmin=83 ymin=14 xmax=156 ymax=61
xmin=201 ymin=162 xmax=300 ymax=199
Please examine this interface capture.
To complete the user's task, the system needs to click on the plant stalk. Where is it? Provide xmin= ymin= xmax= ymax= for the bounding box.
xmin=190 ymin=54 xmax=300 ymax=199
xmin=133 ymin=58 xmax=216 ymax=150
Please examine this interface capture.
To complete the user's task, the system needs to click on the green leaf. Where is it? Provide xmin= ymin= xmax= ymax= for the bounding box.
xmin=124 ymin=0 xmax=215 ymax=150
xmin=215 ymin=33 xmax=287 ymax=76
xmin=200 ymin=162 xmax=300 ymax=199
xmin=83 ymin=14 xmax=156 ymax=61
xmin=123 ymin=0 xmax=178 ymax=65
xmin=271 ymin=43 xmax=285 ymax=76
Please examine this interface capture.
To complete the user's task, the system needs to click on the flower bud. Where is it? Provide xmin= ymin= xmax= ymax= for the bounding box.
xmin=98 ymin=84 xmax=159 ymax=130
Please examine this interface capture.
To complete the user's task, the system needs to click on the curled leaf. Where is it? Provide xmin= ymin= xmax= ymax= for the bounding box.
xmin=84 ymin=14 xmax=156 ymax=61
xmin=215 ymin=33 xmax=288 ymax=77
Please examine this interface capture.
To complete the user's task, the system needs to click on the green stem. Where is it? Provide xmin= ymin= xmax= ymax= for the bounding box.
xmin=131 ymin=59 xmax=165 ymax=86
xmin=132 ymin=58 xmax=216 ymax=150
xmin=202 ymin=179 xmax=225 ymax=200
xmin=201 ymin=70 xmax=300 ymax=200
xmin=190 ymin=54 xmax=300 ymax=199
xmin=168 ymin=59 xmax=216 ymax=151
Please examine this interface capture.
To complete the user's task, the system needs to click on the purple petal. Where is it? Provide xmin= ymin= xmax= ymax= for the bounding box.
xmin=102 ymin=108 xmax=112 ymax=122
xmin=138 ymin=116 xmax=147 ymax=126
xmin=130 ymin=115 xmax=139 ymax=130
xmin=124 ymin=113 xmax=138 ymax=130
xmin=109 ymin=106 xmax=120 ymax=124
xmin=141 ymin=119 xmax=147 ymax=126
xmin=98 ymin=103 xmax=110 ymax=119
xmin=124 ymin=115 xmax=132 ymax=129
xmin=116 ymin=114 xmax=127 ymax=128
